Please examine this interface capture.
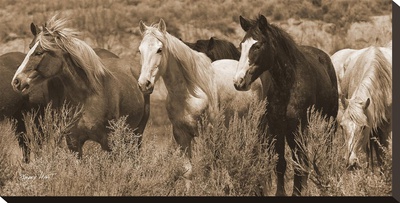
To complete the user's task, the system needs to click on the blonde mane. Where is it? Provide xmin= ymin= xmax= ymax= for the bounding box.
xmin=143 ymin=25 xmax=217 ymax=107
xmin=36 ymin=15 xmax=111 ymax=94
xmin=343 ymin=46 xmax=392 ymax=132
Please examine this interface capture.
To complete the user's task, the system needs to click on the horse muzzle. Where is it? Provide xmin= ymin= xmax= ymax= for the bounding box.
xmin=346 ymin=153 xmax=361 ymax=170
xmin=138 ymin=79 xmax=154 ymax=95
xmin=12 ymin=75 xmax=30 ymax=95
xmin=12 ymin=71 xmax=41 ymax=94
xmin=233 ymin=75 xmax=251 ymax=91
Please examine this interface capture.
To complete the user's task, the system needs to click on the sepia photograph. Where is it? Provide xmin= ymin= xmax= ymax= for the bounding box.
xmin=0 ymin=0 xmax=395 ymax=200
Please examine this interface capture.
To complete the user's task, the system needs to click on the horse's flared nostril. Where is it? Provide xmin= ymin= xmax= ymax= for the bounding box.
xmin=234 ymin=77 xmax=244 ymax=90
xmin=13 ymin=78 xmax=20 ymax=87
xmin=145 ymin=80 xmax=151 ymax=89
xmin=138 ymin=79 xmax=153 ymax=94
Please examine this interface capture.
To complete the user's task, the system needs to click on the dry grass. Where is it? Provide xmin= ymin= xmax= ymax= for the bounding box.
xmin=0 ymin=99 xmax=278 ymax=196
xmin=0 ymin=98 xmax=392 ymax=196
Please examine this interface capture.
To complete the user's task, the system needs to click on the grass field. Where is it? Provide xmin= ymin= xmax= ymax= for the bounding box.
xmin=0 ymin=0 xmax=392 ymax=197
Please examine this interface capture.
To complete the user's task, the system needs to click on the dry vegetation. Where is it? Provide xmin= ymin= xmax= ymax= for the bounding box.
xmin=0 ymin=0 xmax=392 ymax=197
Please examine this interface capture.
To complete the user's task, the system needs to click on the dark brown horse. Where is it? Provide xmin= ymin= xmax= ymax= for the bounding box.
xmin=183 ymin=37 xmax=241 ymax=61
xmin=11 ymin=15 xmax=150 ymax=159
xmin=233 ymin=15 xmax=338 ymax=196
xmin=183 ymin=36 xmax=278 ymax=142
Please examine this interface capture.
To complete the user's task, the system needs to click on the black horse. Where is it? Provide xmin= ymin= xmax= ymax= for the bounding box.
xmin=183 ymin=37 xmax=241 ymax=61
xmin=233 ymin=15 xmax=338 ymax=196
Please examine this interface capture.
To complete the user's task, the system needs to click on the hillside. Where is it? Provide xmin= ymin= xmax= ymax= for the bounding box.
xmin=0 ymin=0 xmax=392 ymax=57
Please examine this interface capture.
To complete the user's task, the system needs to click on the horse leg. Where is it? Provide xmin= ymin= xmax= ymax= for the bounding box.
xmin=373 ymin=127 xmax=389 ymax=168
xmin=286 ymin=118 xmax=308 ymax=196
xmin=99 ymin=132 xmax=112 ymax=152
xmin=17 ymin=133 xmax=30 ymax=164
xmin=137 ymin=94 xmax=150 ymax=148
xmin=268 ymin=117 xmax=287 ymax=196
xmin=172 ymin=126 xmax=193 ymax=191
xmin=14 ymin=113 xmax=30 ymax=163
xmin=65 ymin=131 xmax=87 ymax=159
xmin=256 ymin=113 xmax=270 ymax=195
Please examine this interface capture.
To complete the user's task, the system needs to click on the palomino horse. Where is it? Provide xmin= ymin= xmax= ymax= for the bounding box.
xmin=336 ymin=46 xmax=391 ymax=170
xmin=11 ymin=15 xmax=149 ymax=159
xmin=233 ymin=15 xmax=339 ymax=196
xmin=0 ymin=48 xmax=118 ymax=163
xmin=137 ymin=19 xmax=263 ymax=189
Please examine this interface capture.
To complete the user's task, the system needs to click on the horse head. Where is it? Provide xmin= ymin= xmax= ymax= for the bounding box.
xmin=234 ymin=15 xmax=275 ymax=91
xmin=137 ymin=19 xmax=167 ymax=94
xmin=340 ymin=97 xmax=371 ymax=169
xmin=12 ymin=22 xmax=65 ymax=95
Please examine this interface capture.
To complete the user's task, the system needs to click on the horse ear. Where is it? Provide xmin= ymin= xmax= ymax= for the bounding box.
xmin=207 ymin=37 xmax=215 ymax=50
xmin=139 ymin=20 xmax=147 ymax=35
xmin=258 ymin=14 xmax=269 ymax=31
xmin=30 ymin=22 xmax=39 ymax=36
xmin=159 ymin=18 xmax=166 ymax=33
xmin=363 ymin=98 xmax=370 ymax=110
xmin=239 ymin=16 xmax=252 ymax=32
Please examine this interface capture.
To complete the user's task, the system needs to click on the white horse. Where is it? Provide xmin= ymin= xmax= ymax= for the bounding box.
xmin=331 ymin=43 xmax=392 ymax=121
xmin=136 ymin=19 xmax=262 ymax=190
xmin=337 ymin=46 xmax=392 ymax=169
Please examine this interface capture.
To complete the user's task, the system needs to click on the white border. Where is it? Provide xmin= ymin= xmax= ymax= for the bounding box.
xmin=394 ymin=0 xmax=400 ymax=6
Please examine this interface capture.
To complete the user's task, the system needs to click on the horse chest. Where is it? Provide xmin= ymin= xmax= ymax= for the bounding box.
xmin=166 ymin=94 xmax=208 ymax=128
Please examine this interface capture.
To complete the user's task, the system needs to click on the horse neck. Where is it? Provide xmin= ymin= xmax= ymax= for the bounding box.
xmin=160 ymin=53 xmax=190 ymax=98
xmin=266 ymin=56 xmax=296 ymax=91
xmin=58 ymin=54 xmax=102 ymax=102
xmin=268 ymin=42 xmax=305 ymax=91
xmin=160 ymin=52 xmax=219 ymax=122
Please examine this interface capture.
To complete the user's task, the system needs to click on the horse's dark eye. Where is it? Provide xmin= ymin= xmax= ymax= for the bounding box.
xmin=253 ymin=43 xmax=261 ymax=50
xmin=157 ymin=48 xmax=162 ymax=53
xmin=36 ymin=51 xmax=43 ymax=56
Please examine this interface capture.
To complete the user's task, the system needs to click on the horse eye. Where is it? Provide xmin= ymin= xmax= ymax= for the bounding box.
xmin=36 ymin=51 xmax=43 ymax=56
xmin=157 ymin=48 xmax=162 ymax=53
xmin=253 ymin=43 xmax=261 ymax=50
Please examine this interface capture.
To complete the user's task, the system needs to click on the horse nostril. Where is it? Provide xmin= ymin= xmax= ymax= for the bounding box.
xmin=238 ymin=78 xmax=244 ymax=85
xmin=13 ymin=78 xmax=20 ymax=86
xmin=145 ymin=80 xmax=151 ymax=88
xmin=234 ymin=77 xmax=244 ymax=89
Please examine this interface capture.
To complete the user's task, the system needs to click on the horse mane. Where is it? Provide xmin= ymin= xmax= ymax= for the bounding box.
xmin=36 ymin=15 xmax=112 ymax=94
xmin=343 ymin=99 xmax=369 ymax=127
xmin=346 ymin=46 xmax=392 ymax=131
xmin=143 ymin=25 xmax=217 ymax=107
xmin=253 ymin=15 xmax=303 ymax=64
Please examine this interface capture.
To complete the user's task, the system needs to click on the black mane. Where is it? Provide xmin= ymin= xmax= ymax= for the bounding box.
xmin=245 ymin=15 xmax=303 ymax=64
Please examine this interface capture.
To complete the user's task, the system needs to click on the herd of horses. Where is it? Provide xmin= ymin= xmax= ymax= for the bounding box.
xmin=0 ymin=14 xmax=392 ymax=196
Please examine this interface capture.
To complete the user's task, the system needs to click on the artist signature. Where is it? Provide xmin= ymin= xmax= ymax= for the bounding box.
xmin=19 ymin=171 xmax=56 ymax=181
